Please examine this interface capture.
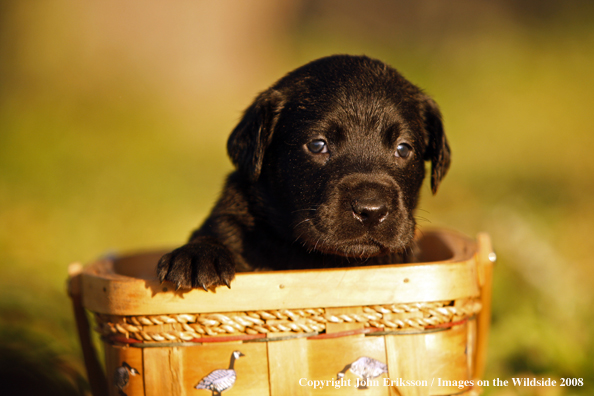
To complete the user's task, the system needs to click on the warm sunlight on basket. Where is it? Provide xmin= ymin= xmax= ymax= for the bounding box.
xmin=69 ymin=228 xmax=494 ymax=396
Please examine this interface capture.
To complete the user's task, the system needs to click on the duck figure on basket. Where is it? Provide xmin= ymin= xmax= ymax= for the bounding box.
xmin=114 ymin=362 xmax=140 ymax=396
xmin=195 ymin=350 xmax=245 ymax=396
xmin=157 ymin=54 xmax=451 ymax=290
xmin=337 ymin=356 xmax=388 ymax=389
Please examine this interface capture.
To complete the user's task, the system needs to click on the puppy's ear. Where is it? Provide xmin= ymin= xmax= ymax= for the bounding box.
xmin=227 ymin=90 xmax=284 ymax=182
xmin=421 ymin=96 xmax=451 ymax=194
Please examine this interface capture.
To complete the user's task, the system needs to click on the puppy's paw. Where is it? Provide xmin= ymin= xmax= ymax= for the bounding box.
xmin=156 ymin=240 xmax=235 ymax=291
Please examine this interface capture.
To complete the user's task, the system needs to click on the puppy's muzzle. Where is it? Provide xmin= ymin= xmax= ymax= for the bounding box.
xmin=341 ymin=174 xmax=396 ymax=230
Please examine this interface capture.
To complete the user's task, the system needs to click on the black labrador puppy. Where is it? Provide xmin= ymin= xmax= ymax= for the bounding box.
xmin=157 ymin=55 xmax=451 ymax=291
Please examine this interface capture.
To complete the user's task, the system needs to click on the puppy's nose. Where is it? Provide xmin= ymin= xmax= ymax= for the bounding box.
xmin=351 ymin=198 xmax=388 ymax=226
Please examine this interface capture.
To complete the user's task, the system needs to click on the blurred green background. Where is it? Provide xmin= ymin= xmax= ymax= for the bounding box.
xmin=1 ymin=1 xmax=593 ymax=394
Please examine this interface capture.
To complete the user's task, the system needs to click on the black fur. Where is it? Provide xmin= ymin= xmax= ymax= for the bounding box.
xmin=157 ymin=55 xmax=451 ymax=290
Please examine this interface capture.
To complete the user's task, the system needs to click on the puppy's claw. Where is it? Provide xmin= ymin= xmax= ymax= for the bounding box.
xmin=223 ymin=279 xmax=231 ymax=289
xmin=157 ymin=241 xmax=236 ymax=292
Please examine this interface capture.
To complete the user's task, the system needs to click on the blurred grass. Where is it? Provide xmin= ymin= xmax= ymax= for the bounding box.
xmin=1 ymin=1 xmax=594 ymax=394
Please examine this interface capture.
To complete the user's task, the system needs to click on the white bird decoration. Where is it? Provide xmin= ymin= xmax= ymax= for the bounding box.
xmin=337 ymin=356 xmax=388 ymax=389
xmin=114 ymin=361 xmax=140 ymax=396
xmin=195 ymin=350 xmax=245 ymax=396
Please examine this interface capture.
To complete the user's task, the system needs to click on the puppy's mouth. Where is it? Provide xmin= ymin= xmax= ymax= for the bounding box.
xmin=309 ymin=238 xmax=392 ymax=258
xmin=294 ymin=216 xmax=415 ymax=259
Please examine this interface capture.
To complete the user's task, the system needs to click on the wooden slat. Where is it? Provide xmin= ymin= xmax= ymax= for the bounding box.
xmin=68 ymin=264 xmax=109 ymax=396
xmin=104 ymin=345 xmax=119 ymax=396
xmin=143 ymin=347 xmax=186 ymax=396
xmin=425 ymin=325 xmax=469 ymax=395
xmin=466 ymin=318 xmax=477 ymax=380
xmin=267 ymin=337 xmax=309 ymax=396
xmin=474 ymin=232 xmax=494 ymax=380
xmin=170 ymin=347 xmax=186 ymax=396
xmin=385 ymin=334 xmax=428 ymax=396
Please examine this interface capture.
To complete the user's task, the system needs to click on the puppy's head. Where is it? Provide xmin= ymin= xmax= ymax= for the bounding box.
xmin=228 ymin=55 xmax=450 ymax=258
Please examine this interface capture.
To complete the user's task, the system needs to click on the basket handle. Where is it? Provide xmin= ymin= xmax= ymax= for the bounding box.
xmin=68 ymin=263 xmax=109 ymax=396
xmin=474 ymin=232 xmax=496 ymax=380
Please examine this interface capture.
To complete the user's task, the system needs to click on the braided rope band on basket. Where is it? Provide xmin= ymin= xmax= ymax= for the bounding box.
xmin=94 ymin=298 xmax=482 ymax=344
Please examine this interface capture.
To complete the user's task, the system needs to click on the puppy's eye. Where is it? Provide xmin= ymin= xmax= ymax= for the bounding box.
xmin=307 ymin=139 xmax=328 ymax=154
xmin=396 ymin=143 xmax=412 ymax=159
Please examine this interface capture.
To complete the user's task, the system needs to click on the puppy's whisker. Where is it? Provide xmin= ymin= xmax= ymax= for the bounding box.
xmin=414 ymin=216 xmax=431 ymax=223
xmin=291 ymin=207 xmax=319 ymax=214
xmin=406 ymin=245 xmax=413 ymax=257
xmin=313 ymin=237 xmax=322 ymax=253
xmin=292 ymin=234 xmax=304 ymax=245
xmin=294 ymin=218 xmax=311 ymax=228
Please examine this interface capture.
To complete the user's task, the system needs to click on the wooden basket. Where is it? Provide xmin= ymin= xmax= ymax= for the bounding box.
xmin=68 ymin=229 xmax=494 ymax=396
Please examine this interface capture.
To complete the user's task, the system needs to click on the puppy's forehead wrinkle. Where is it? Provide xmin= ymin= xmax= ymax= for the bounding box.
xmin=337 ymin=171 xmax=399 ymax=187
xmin=331 ymin=146 xmax=394 ymax=173
xmin=321 ymin=100 xmax=411 ymax=144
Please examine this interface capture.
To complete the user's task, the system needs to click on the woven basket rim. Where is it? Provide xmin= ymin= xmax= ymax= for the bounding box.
xmin=79 ymin=228 xmax=483 ymax=316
